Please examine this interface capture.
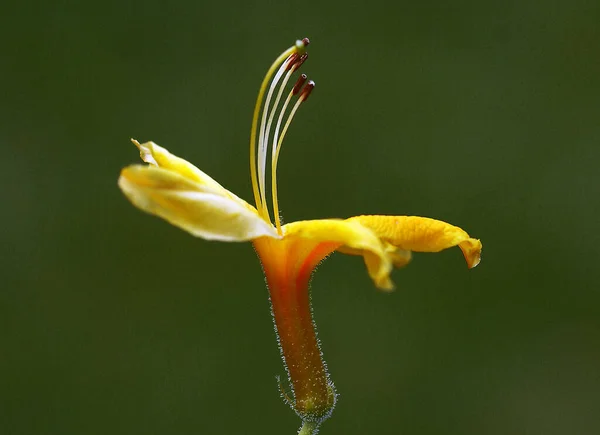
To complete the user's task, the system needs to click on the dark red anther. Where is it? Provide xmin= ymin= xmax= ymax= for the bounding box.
xmin=292 ymin=74 xmax=308 ymax=95
xmin=285 ymin=53 xmax=299 ymax=71
xmin=300 ymin=80 xmax=315 ymax=101
xmin=294 ymin=53 xmax=308 ymax=70
xmin=302 ymin=37 xmax=310 ymax=47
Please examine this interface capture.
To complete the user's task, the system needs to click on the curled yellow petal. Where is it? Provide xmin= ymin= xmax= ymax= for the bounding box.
xmin=455 ymin=237 xmax=482 ymax=269
xmin=337 ymin=242 xmax=412 ymax=268
xmin=118 ymin=165 xmax=279 ymax=241
xmin=347 ymin=215 xmax=482 ymax=269
xmin=131 ymin=139 xmax=258 ymax=214
xmin=132 ymin=139 xmax=226 ymax=191
xmin=383 ymin=243 xmax=413 ymax=268
xmin=283 ymin=219 xmax=394 ymax=290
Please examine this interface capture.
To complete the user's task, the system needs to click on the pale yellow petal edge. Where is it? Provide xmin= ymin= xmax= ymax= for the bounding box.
xmin=119 ymin=165 xmax=279 ymax=242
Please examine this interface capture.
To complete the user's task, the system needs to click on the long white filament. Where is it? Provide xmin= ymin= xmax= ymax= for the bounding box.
xmin=272 ymin=90 xmax=295 ymax=166
xmin=257 ymin=58 xmax=292 ymax=218
xmin=249 ymin=45 xmax=296 ymax=219
xmin=260 ymin=69 xmax=297 ymax=220
xmin=265 ymin=68 xmax=296 ymax=171
xmin=271 ymin=96 xmax=305 ymax=233
xmin=249 ymin=42 xmax=311 ymax=232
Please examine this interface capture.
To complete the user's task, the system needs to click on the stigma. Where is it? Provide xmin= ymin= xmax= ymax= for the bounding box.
xmin=249 ymin=38 xmax=316 ymax=235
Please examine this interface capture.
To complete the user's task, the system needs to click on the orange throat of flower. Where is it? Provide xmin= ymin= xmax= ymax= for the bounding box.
xmin=253 ymin=236 xmax=338 ymax=422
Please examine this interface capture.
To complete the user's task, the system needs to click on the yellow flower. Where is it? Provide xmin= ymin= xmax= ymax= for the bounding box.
xmin=118 ymin=38 xmax=482 ymax=428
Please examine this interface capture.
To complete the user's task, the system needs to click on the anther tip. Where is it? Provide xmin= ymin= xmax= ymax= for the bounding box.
xmin=295 ymin=53 xmax=308 ymax=69
xmin=295 ymin=37 xmax=310 ymax=54
xmin=292 ymin=74 xmax=308 ymax=95
xmin=285 ymin=53 xmax=299 ymax=71
xmin=300 ymin=80 xmax=315 ymax=101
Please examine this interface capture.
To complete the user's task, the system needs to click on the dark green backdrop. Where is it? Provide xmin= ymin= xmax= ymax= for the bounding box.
xmin=2 ymin=0 xmax=599 ymax=434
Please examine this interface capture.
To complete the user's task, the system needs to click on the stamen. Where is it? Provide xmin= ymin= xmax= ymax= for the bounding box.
xmin=294 ymin=53 xmax=309 ymax=70
xmin=284 ymin=53 xmax=299 ymax=71
xmin=257 ymin=56 xmax=294 ymax=218
xmin=271 ymin=78 xmax=315 ymax=233
xmin=249 ymin=38 xmax=311 ymax=225
xmin=292 ymin=73 xmax=308 ymax=95
xmin=264 ymin=67 xmax=299 ymax=171
xmin=257 ymin=56 xmax=307 ymax=221
xmin=296 ymin=38 xmax=310 ymax=54
xmin=300 ymin=37 xmax=310 ymax=50
xmin=249 ymin=43 xmax=300 ymax=219
xmin=272 ymin=74 xmax=307 ymax=185
xmin=300 ymin=80 xmax=315 ymax=101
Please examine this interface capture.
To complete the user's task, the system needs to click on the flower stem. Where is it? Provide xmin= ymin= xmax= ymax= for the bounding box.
xmin=298 ymin=421 xmax=318 ymax=435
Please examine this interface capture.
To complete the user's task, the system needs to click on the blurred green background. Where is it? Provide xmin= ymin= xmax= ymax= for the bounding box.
xmin=2 ymin=0 xmax=600 ymax=434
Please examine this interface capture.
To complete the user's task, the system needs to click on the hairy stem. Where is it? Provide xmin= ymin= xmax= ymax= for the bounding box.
xmin=298 ymin=421 xmax=318 ymax=435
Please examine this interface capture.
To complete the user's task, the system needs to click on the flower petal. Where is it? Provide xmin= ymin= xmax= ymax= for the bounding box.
xmin=338 ymin=242 xmax=412 ymax=269
xmin=346 ymin=215 xmax=482 ymax=268
xmin=119 ymin=165 xmax=279 ymax=241
xmin=132 ymin=139 xmax=227 ymax=190
xmin=131 ymin=139 xmax=259 ymax=214
xmin=283 ymin=219 xmax=394 ymax=290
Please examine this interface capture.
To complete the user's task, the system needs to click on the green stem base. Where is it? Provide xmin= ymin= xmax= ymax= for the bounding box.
xmin=298 ymin=421 xmax=319 ymax=435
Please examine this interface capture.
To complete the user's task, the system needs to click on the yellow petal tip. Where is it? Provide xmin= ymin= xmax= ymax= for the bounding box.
xmin=376 ymin=277 xmax=395 ymax=292
xmin=459 ymin=238 xmax=482 ymax=269
xmin=129 ymin=139 xmax=158 ymax=166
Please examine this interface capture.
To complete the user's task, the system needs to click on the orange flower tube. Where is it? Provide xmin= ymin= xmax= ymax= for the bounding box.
xmin=253 ymin=237 xmax=339 ymax=422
